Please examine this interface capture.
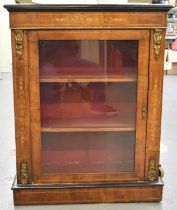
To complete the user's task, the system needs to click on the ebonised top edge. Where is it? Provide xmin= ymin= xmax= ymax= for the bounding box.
xmin=4 ymin=4 xmax=172 ymax=12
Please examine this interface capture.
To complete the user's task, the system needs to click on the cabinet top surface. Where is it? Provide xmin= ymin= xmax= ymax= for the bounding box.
xmin=4 ymin=3 xmax=172 ymax=12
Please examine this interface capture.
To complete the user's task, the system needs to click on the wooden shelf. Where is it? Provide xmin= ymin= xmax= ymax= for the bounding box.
xmin=41 ymin=127 xmax=135 ymax=132
xmin=42 ymin=161 xmax=134 ymax=174
xmin=40 ymin=75 xmax=137 ymax=83
xmin=40 ymin=102 xmax=136 ymax=132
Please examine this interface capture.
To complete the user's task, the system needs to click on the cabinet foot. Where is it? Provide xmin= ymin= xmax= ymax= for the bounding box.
xmin=159 ymin=164 xmax=165 ymax=178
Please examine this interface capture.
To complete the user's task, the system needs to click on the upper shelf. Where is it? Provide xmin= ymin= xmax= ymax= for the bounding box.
xmin=40 ymin=75 xmax=137 ymax=83
xmin=4 ymin=4 xmax=172 ymax=12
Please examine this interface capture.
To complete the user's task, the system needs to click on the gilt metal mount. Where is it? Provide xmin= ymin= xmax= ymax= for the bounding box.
xmin=153 ymin=29 xmax=163 ymax=60
xmin=148 ymin=159 xmax=156 ymax=181
xmin=14 ymin=29 xmax=23 ymax=60
xmin=20 ymin=161 xmax=28 ymax=184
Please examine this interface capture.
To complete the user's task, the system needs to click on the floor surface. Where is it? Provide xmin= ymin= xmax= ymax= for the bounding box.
xmin=0 ymin=73 xmax=177 ymax=210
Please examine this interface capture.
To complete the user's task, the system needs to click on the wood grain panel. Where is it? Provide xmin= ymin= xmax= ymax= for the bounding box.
xmin=11 ymin=29 xmax=31 ymax=184
xmin=28 ymin=31 xmax=41 ymax=183
xmin=13 ymin=185 xmax=163 ymax=205
xmin=145 ymin=29 xmax=166 ymax=181
xmin=9 ymin=12 xmax=167 ymax=29
xmin=135 ymin=30 xmax=149 ymax=180
xmin=36 ymin=29 xmax=148 ymax=40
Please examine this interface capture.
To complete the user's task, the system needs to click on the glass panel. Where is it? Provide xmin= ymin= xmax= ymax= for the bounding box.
xmin=41 ymin=132 xmax=135 ymax=174
xmin=39 ymin=40 xmax=138 ymax=77
xmin=39 ymin=39 xmax=138 ymax=175
xmin=40 ymin=82 xmax=137 ymax=128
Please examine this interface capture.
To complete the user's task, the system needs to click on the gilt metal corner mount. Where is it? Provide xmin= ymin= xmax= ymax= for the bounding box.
xmin=14 ymin=29 xmax=24 ymax=60
xmin=20 ymin=161 xmax=28 ymax=184
xmin=148 ymin=159 xmax=156 ymax=181
xmin=153 ymin=29 xmax=163 ymax=60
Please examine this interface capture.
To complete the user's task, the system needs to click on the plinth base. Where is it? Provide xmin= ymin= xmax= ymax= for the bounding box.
xmin=12 ymin=177 xmax=163 ymax=205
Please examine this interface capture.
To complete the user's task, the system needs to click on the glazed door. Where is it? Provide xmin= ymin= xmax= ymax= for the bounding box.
xmin=29 ymin=30 xmax=149 ymax=183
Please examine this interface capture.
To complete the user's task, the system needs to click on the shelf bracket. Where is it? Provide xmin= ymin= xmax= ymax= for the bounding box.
xmin=14 ymin=29 xmax=24 ymax=60
xmin=153 ymin=29 xmax=163 ymax=60
xmin=148 ymin=159 xmax=156 ymax=181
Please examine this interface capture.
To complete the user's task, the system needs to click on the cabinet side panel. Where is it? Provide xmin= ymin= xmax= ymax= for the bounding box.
xmin=145 ymin=29 xmax=166 ymax=181
xmin=11 ymin=29 xmax=32 ymax=184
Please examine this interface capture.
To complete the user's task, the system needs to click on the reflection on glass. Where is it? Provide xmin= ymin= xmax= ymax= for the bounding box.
xmin=39 ymin=40 xmax=138 ymax=77
xmin=41 ymin=132 xmax=135 ymax=174
xmin=39 ymin=39 xmax=138 ymax=175
xmin=40 ymin=83 xmax=137 ymax=128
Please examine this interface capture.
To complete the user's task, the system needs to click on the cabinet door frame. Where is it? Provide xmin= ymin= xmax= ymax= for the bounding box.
xmin=28 ymin=29 xmax=149 ymax=183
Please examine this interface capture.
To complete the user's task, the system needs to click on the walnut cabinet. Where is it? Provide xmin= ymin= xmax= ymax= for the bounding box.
xmin=4 ymin=4 xmax=171 ymax=205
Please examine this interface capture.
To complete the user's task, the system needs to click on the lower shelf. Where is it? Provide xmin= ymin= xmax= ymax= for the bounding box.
xmin=12 ymin=177 xmax=163 ymax=205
